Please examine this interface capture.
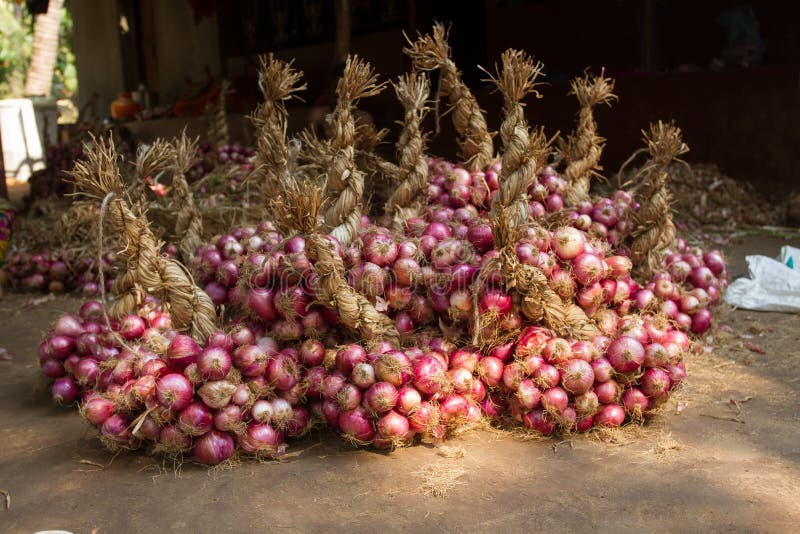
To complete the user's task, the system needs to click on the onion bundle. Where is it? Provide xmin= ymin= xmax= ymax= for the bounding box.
xmin=33 ymin=26 xmax=731 ymax=466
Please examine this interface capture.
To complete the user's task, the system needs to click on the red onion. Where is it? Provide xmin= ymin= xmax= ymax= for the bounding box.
xmin=542 ymin=338 xmax=572 ymax=365
xmin=51 ymin=377 xmax=78 ymax=405
xmin=336 ymin=383 xmax=362 ymax=411
xmin=197 ymin=347 xmax=232 ymax=381
xmin=54 ymin=314 xmax=84 ymax=338
xmin=644 ymin=343 xmax=671 ymax=368
xmin=533 ymin=364 xmax=560 ymax=389
xmin=606 ymin=336 xmax=645 ymax=373
xmin=338 ymin=407 xmax=375 ymax=442
xmin=156 ymin=373 xmax=194 ymax=411
xmin=477 ymin=356 xmax=504 ymax=387
xmin=214 ymin=405 xmax=243 ymax=432
xmin=479 ymin=289 xmax=512 ymax=316
xmin=622 ymin=388 xmax=650 ymax=414
xmin=522 ymin=408 xmax=554 ymax=435
xmin=233 ymin=344 xmax=268 ymax=377
xmin=594 ymin=379 xmax=620 ymax=404
xmin=247 ymin=288 xmax=278 ymax=323
xmin=79 ymin=300 xmax=104 ymax=322
xmin=335 ymin=344 xmax=367 ymax=375
xmin=375 ymin=350 xmax=412 ymax=387
xmin=396 ymin=386 xmax=422 ymax=415
xmin=551 ymin=227 xmax=586 ymax=260
xmin=197 ymin=380 xmax=236 ymax=409
xmin=574 ymin=390 xmax=600 ymax=416
xmin=286 ymin=407 xmax=310 ymax=438
xmin=351 ymin=362 xmax=376 ymax=390
xmin=467 ymin=224 xmax=494 ymax=252
xmin=267 ymin=353 xmax=299 ymax=391
xmin=363 ymin=232 xmax=398 ymax=267
xmin=605 ymin=256 xmax=632 ymax=278
xmin=377 ymin=410 xmax=410 ymax=440
xmin=41 ymin=358 xmax=66 ymax=379
xmin=46 ymin=335 xmax=75 ymax=359
xmin=178 ymin=401 xmax=213 ymax=436
xmin=690 ymin=308 xmax=712 ymax=334
xmin=193 ymin=429 xmax=235 ymax=465
xmin=572 ymin=253 xmax=604 ymax=286
xmin=439 ymin=394 xmax=469 ymax=423
xmin=516 ymin=379 xmax=541 ymax=410
xmin=502 ymin=362 xmax=526 ymax=390
xmin=74 ymin=357 xmax=100 ymax=386
xmin=166 ymin=335 xmax=201 ymax=370
xmin=364 ymin=382 xmax=399 ymax=414
xmin=641 ymin=368 xmax=672 ymax=398
xmin=560 ymin=359 xmax=595 ymax=395
xmin=595 ymin=404 xmax=626 ymax=427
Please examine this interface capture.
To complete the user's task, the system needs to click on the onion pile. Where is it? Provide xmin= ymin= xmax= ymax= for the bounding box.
xmin=4 ymin=250 xmax=118 ymax=295
xmin=33 ymin=44 xmax=732 ymax=467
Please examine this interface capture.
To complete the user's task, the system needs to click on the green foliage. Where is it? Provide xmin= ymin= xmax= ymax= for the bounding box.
xmin=0 ymin=0 xmax=77 ymax=99
xmin=0 ymin=1 xmax=32 ymax=98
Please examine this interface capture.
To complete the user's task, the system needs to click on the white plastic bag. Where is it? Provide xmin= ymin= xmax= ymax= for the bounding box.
xmin=725 ymin=246 xmax=800 ymax=312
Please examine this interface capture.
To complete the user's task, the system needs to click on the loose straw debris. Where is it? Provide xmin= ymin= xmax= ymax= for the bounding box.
xmin=69 ymin=135 xmax=217 ymax=341
xmin=630 ymin=121 xmax=689 ymax=278
xmin=561 ymin=69 xmax=617 ymax=205
xmin=405 ymin=23 xmax=494 ymax=171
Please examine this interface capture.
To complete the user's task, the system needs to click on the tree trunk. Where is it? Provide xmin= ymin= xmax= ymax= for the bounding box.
xmin=24 ymin=0 xmax=64 ymax=97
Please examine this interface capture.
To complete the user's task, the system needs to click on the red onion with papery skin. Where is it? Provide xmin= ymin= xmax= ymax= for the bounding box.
xmin=233 ymin=344 xmax=268 ymax=377
xmin=560 ymin=359 xmax=595 ymax=395
xmin=240 ymin=423 xmax=284 ymax=456
xmin=516 ymin=379 xmax=541 ymax=410
xmin=197 ymin=347 xmax=232 ymax=381
xmin=477 ymin=356 xmax=504 ymax=387
xmin=438 ymin=394 xmax=469 ymax=423
xmin=689 ymin=266 xmax=715 ymax=290
xmin=156 ymin=373 xmax=194 ymax=411
xmin=336 ymin=344 xmax=367 ymax=376
xmin=251 ymin=399 xmax=274 ymax=423
xmin=323 ymin=374 xmax=347 ymax=401
xmin=533 ymin=364 xmax=560 ymax=389
xmin=594 ymin=379 xmax=620 ymax=404
xmin=541 ymin=387 xmax=569 ymax=413
xmin=304 ymin=366 xmax=327 ymax=399
xmin=622 ymin=388 xmax=650 ymax=414
xmin=448 ymin=367 xmax=474 ymax=394
xmin=549 ymin=267 xmax=576 ymax=299
xmin=214 ymin=404 xmax=243 ymax=432
xmin=449 ymin=348 xmax=481 ymax=373
xmin=207 ymin=331 xmax=234 ymax=352
xmin=82 ymin=395 xmax=116 ymax=425
xmin=267 ymin=353 xmax=299 ymax=391
xmin=542 ymin=338 xmax=573 ymax=365
xmin=373 ymin=350 xmax=412 ymax=388
xmin=193 ymin=429 xmax=235 ymax=465
xmin=488 ymin=342 xmax=514 ymax=362
xmin=667 ymin=363 xmax=686 ymax=385
xmin=79 ymin=301 xmax=104 ymax=322
xmin=572 ymin=253 xmax=605 ymax=286
xmin=54 ymin=314 xmax=84 ymax=338
xmin=336 ymin=383 xmax=362 ymax=411
xmin=377 ymin=410 xmax=410 ymax=440
xmin=571 ymin=340 xmax=598 ymax=363
xmin=606 ymin=336 xmax=645 ymax=373
xmin=46 ymin=335 xmax=75 ymax=360
xmin=285 ymin=407 xmax=310 ymax=438
xmin=166 ymin=335 xmax=201 ymax=370
xmin=502 ymin=362 xmax=526 ymax=390
xmin=479 ymin=288 xmax=512 ymax=316
xmin=364 ymin=382 xmax=399 ymax=414
xmin=644 ymin=343 xmax=671 ymax=368
xmin=522 ymin=408 xmax=555 ymax=435
xmin=703 ymin=250 xmax=726 ymax=276
xmin=197 ymin=380 xmax=236 ymax=410
xmin=247 ymin=288 xmax=279 ymax=323
xmin=574 ymin=390 xmax=600 ymax=416
xmin=691 ymin=308 xmax=712 ymax=334
xmin=351 ymin=362 xmax=376 ymax=390
xmin=338 ymin=407 xmax=375 ymax=442
xmin=595 ymin=404 xmax=626 ymax=427
xmin=641 ymin=367 xmax=672 ymax=398
xmin=551 ymin=227 xmax=586 ymax=260
xmin=74 ymin=358 xmax=100 ymax=386
xmin=41 ymin=358 xmax=66 ymax=379
xmin=270 ymin=398 xmax=294 ymax=430
xmin=178 ymin=401 xmax=213 ymax=436
xmin=396 ymin=386 xmax=422 ymax=416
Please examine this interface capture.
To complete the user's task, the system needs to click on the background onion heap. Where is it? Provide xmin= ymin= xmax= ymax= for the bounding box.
xmin=36 ymin=25 xmax=727 ymax=465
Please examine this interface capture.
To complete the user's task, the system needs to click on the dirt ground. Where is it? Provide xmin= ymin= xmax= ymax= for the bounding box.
xmin=1 ymin=235 xmax=799 ymax=533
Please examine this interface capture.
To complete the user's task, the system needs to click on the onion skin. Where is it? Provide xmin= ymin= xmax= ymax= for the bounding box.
xmin=193 ymin=430 xmax=235 ymax=465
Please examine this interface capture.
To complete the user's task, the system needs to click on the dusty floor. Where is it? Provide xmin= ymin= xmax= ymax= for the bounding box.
xmin=1 ymin=235 xmax=799 ymax=533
